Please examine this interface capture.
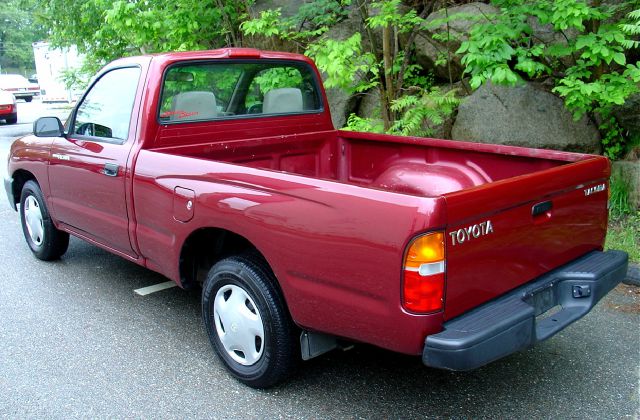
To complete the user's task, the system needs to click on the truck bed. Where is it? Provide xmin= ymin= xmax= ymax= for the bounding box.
xmin=156 ymin=130 xmax=579 ymax=197
xmin=151 ymin=130 xmax=609 ymax=321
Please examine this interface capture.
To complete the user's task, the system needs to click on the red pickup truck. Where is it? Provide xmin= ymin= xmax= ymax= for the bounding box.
xmin=5 ymin=48 xmax=628 ymax=388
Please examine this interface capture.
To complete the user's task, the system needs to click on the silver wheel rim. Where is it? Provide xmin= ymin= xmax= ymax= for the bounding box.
xmin=24 ymin=195 xmax=44 ymax=246
xmin=214 ymin=284 xmax=265 ymax=366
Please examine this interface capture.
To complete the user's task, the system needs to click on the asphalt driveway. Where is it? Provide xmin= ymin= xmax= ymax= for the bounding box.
xmin=0 ymin=202 xmax=638 ymax=418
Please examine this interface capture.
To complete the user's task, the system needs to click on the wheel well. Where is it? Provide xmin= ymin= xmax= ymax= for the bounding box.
xmin=11 ymin=170 xmax=37 ymax=206
xmin=179 ymin=228 xmax=264 ymax=289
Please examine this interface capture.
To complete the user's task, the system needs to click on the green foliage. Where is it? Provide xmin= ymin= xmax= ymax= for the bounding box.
xmin=306 ymin=34 xmax=377 ymax=92
xmin=388 ymin=88 xmax=459 ymax=136
xmin=34 ymin=0 xmax=251 ymax=72
xmin=242 ymin=0 xmax=453 ymax=136
xmin=367 ymin=0 xmax=423 ymax=32
xmin=241 ymin=9 xmax=288 ymax=38
xmin=606 ymin=166 xmax=638 ymax=263
xmin=253 ymin=67 xmax=303 ymax=94
xmin=241 ymin=3 xmax=393 ymax=94
xmin=609 ymin=170 xmax=635 ymax=219
xmin=59 ymin=67 xmax=90 ymax=91
xmin=240 ymin=1 xmax=349 ymax=44
xmin=598 ymin=115 xmax=626 ymax=160
xmin=605 ymin=211 xmax=640 ymax=263
xmin=346 ymin=87 xmax=459 ymax=137
xmin=426 ymin=11 xmax=467 ymax=71
xmin=344 ymin=113 xmax=386 ymax=133
xmin=0 ymin=0 xmax=47 ymax=72
xmin=620 ymin=8 xmax=640 ymax=48
xmin=456 ymin=0 xmax=640 ymax=159
xmin=295 ymin=0 xmax=351 ymax=31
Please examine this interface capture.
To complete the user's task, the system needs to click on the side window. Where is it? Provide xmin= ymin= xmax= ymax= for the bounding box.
xmin=73 ymin=67 xmax=140 ymax=141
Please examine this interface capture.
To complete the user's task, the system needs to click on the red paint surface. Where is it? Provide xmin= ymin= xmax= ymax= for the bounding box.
xmin=7 ymin=49 xmax=610 ymax=355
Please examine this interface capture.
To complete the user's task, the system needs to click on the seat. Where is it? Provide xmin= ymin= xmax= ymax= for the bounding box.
xmin=170 ymin=91 xmax=217 ymax=121
xmin=262 ymin=88 xmax=303 ymax=114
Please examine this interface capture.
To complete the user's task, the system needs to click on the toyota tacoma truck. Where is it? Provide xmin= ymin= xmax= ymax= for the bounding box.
xmin=4 ymin=48 xmax=628 ymax=388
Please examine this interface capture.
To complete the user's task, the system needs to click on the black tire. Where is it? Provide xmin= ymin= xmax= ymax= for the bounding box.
xmin=20 ymin=180 xmax=69 ymax=260
xmin=202 ymin=253 xmax=298 ymax=388
xmin=24 ymin=97 xmax=33 ymax=103
xmin=6 ymin=115 xmax=17 ymax=124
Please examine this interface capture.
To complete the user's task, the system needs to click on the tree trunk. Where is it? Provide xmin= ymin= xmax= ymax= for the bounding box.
xmin=215 ymin=0 xmax=239 ymax=46
xmin=589 ymin=0 xmax=603 ymax=80
xmin=382 ymin=24 xmax=395 ymax=129
xmin=357 ymin=0 xmax=391 ymax=129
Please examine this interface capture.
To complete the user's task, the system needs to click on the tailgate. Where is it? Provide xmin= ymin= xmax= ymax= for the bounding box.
xmin=442 ymin=156 xmax=610 ymax=320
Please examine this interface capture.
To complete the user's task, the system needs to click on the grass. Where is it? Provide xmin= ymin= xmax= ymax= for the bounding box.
xmin=606 ymin=211 xmax=640 ymax=264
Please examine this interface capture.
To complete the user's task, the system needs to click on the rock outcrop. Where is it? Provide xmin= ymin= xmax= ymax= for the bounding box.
xmin=414 ymin=2 xmax=499 ymax=82
xmin=452 ymin=82 xmax=601 ymax=153
xmin=612 ymin=160 xmax=640 ymax=210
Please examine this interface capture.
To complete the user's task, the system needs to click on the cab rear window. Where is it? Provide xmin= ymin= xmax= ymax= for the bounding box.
xmin=158 ymin=61 xmax=322 ymax=123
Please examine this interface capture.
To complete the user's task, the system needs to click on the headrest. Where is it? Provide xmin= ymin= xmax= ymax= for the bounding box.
xmin=262 ymin=88 xmax=303 ymax=114
xmin=171 ymin=91 xmax=217 ymax=121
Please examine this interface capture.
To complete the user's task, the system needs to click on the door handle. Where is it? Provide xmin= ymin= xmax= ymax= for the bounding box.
xmin=103 ymin=163 xmax=119 ymax=177
xmin=532 ymin=200 xmax=552 ymax=217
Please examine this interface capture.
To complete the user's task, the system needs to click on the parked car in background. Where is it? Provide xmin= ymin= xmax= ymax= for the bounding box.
xmin=0 ymin=89 xmax=17 ymax=124
xmin=0 ymin=74 xmax=40 ymax=102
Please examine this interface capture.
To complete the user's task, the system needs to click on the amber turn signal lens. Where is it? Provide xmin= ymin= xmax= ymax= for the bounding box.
xmin=404 ymin=232 xmax=445 ymax=269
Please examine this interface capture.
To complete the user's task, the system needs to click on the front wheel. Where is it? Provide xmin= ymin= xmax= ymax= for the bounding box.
xmin=24 ymin=97 xmax=33 ymax=103
xmin=20 ymin=180 xmax=69 ymax=260
xmin=202 ymin=254 xmax=298 ymax=388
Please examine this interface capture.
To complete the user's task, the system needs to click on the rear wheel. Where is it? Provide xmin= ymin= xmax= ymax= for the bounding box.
xmin=20 ymin=180 xmax=69 ymax=260
xmin=202 ymin=254 xmax=298 ymax=388
xmin=24 ymin=97 xmax=33 ymax=103
xmin=6 ymin=115 xmax=17 ymax=124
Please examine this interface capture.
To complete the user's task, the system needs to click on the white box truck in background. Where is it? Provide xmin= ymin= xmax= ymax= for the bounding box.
xmin=32 ymin=41 xmax=84 ymax=103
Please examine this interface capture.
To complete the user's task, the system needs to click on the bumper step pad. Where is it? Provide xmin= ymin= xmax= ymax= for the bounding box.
xmin=423 ymin=250 xmax=628 ymax=371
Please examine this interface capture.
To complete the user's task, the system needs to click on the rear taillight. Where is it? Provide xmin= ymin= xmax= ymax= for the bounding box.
xmin=402 ymin=231 xmax=445 ymax=313
xmin=0 ymin=104 xmax=12 ymax=112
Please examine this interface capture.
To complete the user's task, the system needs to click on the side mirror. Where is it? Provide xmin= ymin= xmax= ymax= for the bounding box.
xmin=33 ymin=117 xmax=65 ymax=137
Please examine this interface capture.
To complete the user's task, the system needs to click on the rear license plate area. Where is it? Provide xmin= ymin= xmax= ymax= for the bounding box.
xmin=523 ymin=282 xmax=559 ymax=316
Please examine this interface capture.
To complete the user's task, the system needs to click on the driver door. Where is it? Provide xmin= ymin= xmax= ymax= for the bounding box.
xmin=48 ymin=66 xmax=141 ymax=257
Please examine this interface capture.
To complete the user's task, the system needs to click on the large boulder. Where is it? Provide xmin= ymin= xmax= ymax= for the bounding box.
xmin=611 ymin=160 xmax=640 ymax=210
xmin=414 ymin=2 xmax=499 ymax=82
xmin=451 ymin=82 xmax=601 ymax=153
xmin=357 ymin=89 xmax=381 ymax=120
xmin=326 ymin=86 xmax=360 ymax=128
